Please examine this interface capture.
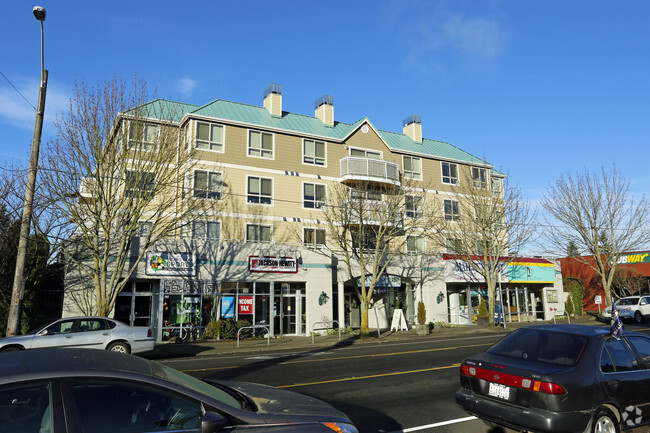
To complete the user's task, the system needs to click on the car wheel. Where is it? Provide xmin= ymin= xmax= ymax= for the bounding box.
xmin=107 ymin=342 xmax=130 ymax=354
xmin=635 ymin=311 xmax=643 ymax=323
xmin=588 ymin=408 xmax=620 ymax=433
xmin=0 ymin=346 xmax=21 ymax=353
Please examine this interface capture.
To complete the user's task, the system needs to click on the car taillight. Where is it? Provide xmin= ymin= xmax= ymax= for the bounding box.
xmin=459 ymin=364 xmax=476 ymax=376
xmin=532 ymin=380 xmax=566 ymax=395
xmin=147 ymin=329 xmax=152 ymax=337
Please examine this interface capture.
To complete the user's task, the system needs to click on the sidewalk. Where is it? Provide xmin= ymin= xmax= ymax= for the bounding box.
xmin=143 ymin=314 xmax=603 ymax=360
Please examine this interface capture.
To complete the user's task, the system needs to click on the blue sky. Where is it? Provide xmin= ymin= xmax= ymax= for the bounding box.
xmin=2 ymin=0 xmax=648 ymax=211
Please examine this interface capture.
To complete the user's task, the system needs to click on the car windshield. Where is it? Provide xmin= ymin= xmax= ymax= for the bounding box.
xmin=26 ymin=323 xmax=51 ymax=335
xmin=150 ymin=361 xmax=243 ymax=410
xmin=487 ymin=328 xmax=588 ymax=366
xmin=616 ymin=298 xmax=639 ymax=306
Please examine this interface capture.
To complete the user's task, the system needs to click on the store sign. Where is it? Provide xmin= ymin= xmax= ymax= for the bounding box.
xmin=355 ymin=274 xmax=402 ymax=288
xmin=248 ymin=256 xmax=298 ymax=273
xmin=616 ymin=252 xmax=650 ymax=265
xmin=445 ymin=260 xmax=508 ymax=283
xmin=162 ymin=280 xmax=218 ymax=294
xmin=239 ymin=295 xmax=254 ymax=314
xmin=146 ymin=252 xmax=196 ymax=276
xmin=221 ymin=296 xmax=235 ymax=319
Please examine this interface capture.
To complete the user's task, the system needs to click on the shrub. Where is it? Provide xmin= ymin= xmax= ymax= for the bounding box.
xmin=417 ymin=301 xmax=426 ymax=325
xmin=565 ymin=296 xmax=575 ymax=316
xmin=478 ymin=297 xmax=488 ymax=316
xmin=204 ymin=318 xmax=251 ymax=339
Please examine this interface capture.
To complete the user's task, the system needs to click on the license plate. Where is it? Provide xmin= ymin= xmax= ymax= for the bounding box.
xmin=488 ymin=382 xmax=510 ymax=400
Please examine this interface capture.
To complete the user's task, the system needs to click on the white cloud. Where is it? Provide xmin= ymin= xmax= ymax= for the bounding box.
xmin=176 ymin=78 xmax=198 ymax=97
xmin=0 ymin=75 xmax=70 ymax=129
xmin=440 ymin=14 xmax=507 ymax=59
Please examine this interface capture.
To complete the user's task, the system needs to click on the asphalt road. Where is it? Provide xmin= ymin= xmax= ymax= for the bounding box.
xmin=153 ymin=322 xmax=650 ymax=433
xmin=158 ymin=332 xmax=506 ymax=432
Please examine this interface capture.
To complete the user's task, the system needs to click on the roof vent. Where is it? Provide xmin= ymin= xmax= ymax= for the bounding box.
xmin=403 ymin=114 xmax=422 ymax=126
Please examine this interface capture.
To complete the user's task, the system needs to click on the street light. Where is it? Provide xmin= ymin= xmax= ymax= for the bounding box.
xmin=6 ymin=6 xmax=48 ymax=337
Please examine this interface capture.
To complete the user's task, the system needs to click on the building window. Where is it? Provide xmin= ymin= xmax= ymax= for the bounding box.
xmin=492 ymin=178 xmax=502 ymax=196
xmin=304 ymin=183 xmax=325 ymax=209
xmin=472 ymin=167 xmax=488 ymax=189
xmin=248 ymin=130 xmax=273 ymax=158
xmin=304 ymin=228 xmax=326 ymax=245
xmin=138 ymin=222 xmax=152 ymax=238
xmin=403 ymin=156 xmax=422 ymax=180
xmin=407 ymin=235 xmax=425 ymax=252
xmin=125 ymin=171 xmax=155 ymax=198
xmin=303 ymin=139 xmax=326 ymax=166
xmin=247 ymin=177 xmax=272 ymax=205
xmin=350 ymin=148 xmax=381 ymax=159
xmin=442 ymin=162 xmax=458 ymax=185
xmin=405 ymin=195 xmax=423 ymax=218
xmin=192 ymin=221 xmax=221 ymax=240
xmin=127 ymin=122 xmax=159 ymax=151
xmin=351 ymin=228 xmax=383 ymax=250
xmin=446 ymin=238 xmax=462 ymax=254
xmin=350 ymin=188 xmax=382 ymax=201
xmin=246 ymin=224 xmax=271 ymax=242
xmin=196 ymin=121 xmax=224 ymax=152
xmin=193 ymin=170 xmax=222 ymax=199
xmin=444 ymin=199 xmax=460 ymax=221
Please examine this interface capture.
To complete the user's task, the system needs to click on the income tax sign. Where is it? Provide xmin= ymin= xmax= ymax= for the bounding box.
xmin=239 ymin=295 xmax=253 ymax=314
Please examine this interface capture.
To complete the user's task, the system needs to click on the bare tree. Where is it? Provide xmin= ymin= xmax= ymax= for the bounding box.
xmin=427 ymin=166 xmax=536 ymax=324
xmin=541 ymin=166 xmax=650 ymax=307
xmin=39 ymin=75 xmax=204 ymax=316
xmin=305 ymin=179 xmax=435 ymax=337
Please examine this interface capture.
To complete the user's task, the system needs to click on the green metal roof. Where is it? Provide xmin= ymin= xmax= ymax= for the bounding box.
xmin=144 ymin=98 xmax=496 ymax=168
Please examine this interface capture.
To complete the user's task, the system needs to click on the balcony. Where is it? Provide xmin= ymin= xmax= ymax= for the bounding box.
xmin=340 ymin=157 xmax=400 ymax=187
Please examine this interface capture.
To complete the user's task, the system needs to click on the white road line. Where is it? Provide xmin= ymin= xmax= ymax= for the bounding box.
xmin=385 ymin=416 xmax=477 ymax=433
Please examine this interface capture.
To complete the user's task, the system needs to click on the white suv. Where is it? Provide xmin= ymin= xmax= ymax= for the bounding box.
xmin=602 ymin=295 xmax=650 ymax=323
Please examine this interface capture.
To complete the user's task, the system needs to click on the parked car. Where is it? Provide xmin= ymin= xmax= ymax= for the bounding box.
xmin=601 ymin=295 xmax=650 ymax=323
xmin=456 ymin=324 xmax=650 ymax=433
xmin=0 ymin=348 xmax=359 ymax=433
xmin=0 ymin=316 xmax=154 ymax=354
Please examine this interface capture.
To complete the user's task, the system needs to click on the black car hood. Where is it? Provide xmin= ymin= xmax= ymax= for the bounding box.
xmin=207 ymin=380 xmax=350 ymax=424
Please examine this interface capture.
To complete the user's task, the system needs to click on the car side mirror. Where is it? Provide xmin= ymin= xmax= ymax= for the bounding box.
xmin=201 ymin=411 xmax=228 ymax=433
xmin=38 ymin=329 xmax=49 ymax=336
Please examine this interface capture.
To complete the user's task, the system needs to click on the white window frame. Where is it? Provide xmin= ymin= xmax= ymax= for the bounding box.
xmin=125 ymin=170 xmax=155 ymax=199
xmin=492 ymin=177 xmax=503 ymax=196
xmin=192 ymin=221 xmax=221 ymax=240
xmin=195 ymin=121 xmax=225 ymax=152
xmin=193 ymin=170 xmax=223 ymax=200
xmin=303 ymin=139 xmax=327 ymax=166
xmin=444 ymin=199 xmax=461 ymax=222
xmin=247 ymin=176 xmax=273 ymax=205
xmin=248 ymin=130 xmax=274 ymax=159
xmin=303 ymin=182 xmax=326 ymax=210
xmin=405 ymin=195 xmax=423 ymax=218
xmin=446 ymin=237 xmax=462 ymax=254
xmin=127 ymin=122 xmax=159 ymax=152
xmin=407 ymin=235 xmax=425 ymax=253
xmin=403 ymin=156 xmax=422 ymax=180
xmin=349 ymin=147 xmax=382 ymax=159
xmin=138 ymin=222 xmax=152 ymax=239
xmin=472 ymin=167 xmax=488 ymax=189
xmin=441 ymin=162 xmax=459 ymax=185
xmin=246 ymin=223 xmax=272 ymax=242
xmin=304 ymin=227 xmax=326 ymax=246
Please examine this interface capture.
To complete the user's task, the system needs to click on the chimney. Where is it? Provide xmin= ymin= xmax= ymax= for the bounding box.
xmin=315 ymin=95 xmax=334 ymax=126
xmin=263 ymin=84 xmax=282 ymax=117
xmin=403 ymin=114 xmax=422 ymax=143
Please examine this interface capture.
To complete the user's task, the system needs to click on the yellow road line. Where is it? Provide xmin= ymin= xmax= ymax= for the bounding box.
xmin=276 ymin=363 xmax=461 ymax=388
xmin=180 ymin=343 xmax=489 ymax=373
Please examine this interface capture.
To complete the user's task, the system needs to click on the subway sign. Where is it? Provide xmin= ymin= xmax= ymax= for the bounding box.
xmin=616 ymin=252 xmax=650 ymax=265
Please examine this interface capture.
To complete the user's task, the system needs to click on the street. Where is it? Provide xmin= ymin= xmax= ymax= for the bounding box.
xmin=154 ymin=323 xmax=650 ymax=433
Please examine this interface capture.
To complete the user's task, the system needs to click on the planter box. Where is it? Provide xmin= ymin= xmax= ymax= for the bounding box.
xmin=416 ymin=324 xmax=430 ymax=335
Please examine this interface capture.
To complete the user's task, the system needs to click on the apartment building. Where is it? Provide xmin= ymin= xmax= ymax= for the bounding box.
xmin=63 ymin=84 xmax=565 ymax=341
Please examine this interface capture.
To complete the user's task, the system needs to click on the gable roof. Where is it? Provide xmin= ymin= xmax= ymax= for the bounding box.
xmin=144 ymin=97 xmax=497 ymax=169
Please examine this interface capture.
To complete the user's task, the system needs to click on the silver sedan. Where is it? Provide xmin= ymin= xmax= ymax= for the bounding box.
xmin=0 ymin=316 xmax=155 ymax=354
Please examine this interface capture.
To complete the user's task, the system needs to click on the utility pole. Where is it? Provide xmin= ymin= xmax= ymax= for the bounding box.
xmin=7 ymin=6 xmax=47 ymax=336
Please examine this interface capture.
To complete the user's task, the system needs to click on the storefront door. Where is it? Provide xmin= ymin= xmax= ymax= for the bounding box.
xmin=273 ymin=283 xmax=305 ymax=336
xmin=115 ymin=281 xmax=154 ymax=327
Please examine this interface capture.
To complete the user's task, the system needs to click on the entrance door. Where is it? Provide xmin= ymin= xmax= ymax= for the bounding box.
xmin=273 ymin=284 xmax=305 ymax=336
xmin=115 ymin=281 xmax=154 ymax=327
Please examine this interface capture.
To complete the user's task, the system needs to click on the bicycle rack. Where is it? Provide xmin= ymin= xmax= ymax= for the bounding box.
xmin=237 ymin=325 xmax=270 ymax=348
xmin=311 ymin=321 xmax=340 ymax=344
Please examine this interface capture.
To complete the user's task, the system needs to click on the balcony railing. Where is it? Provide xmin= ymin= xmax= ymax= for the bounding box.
xmin=340 ymin=157 xmax=400 ymax=185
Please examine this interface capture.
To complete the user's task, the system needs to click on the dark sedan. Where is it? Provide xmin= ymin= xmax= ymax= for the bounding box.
xmin=456 ymin=324 xmax=650 ymax=433
xmin=0 ymin=348 xmax=358 ymax=433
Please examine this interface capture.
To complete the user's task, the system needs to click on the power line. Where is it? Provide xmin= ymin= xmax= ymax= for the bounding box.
xmin=0 ymin=70 xmax=36 ymax=111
